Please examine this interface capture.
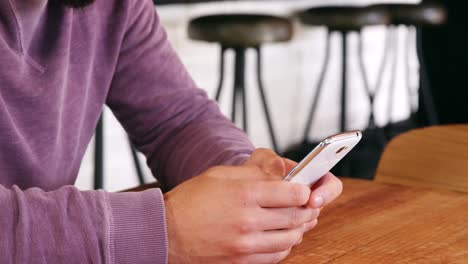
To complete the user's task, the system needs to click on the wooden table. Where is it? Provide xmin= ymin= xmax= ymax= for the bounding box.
xmin=283 ymin=178 xmax=468 ymax=263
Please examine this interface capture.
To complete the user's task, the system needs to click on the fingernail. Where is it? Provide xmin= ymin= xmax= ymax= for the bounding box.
xmin=305 ymin=219 xmax=318 ymax=232
xmin=313 ymin=196 xmax=324 ymax=208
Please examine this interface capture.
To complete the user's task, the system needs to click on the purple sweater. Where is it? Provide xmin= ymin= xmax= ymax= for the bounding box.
xmin=0 ymin=0 xmax=254 ymax=263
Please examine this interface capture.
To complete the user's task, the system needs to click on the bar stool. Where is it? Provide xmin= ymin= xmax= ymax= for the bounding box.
xmin=188 ymin=14 xmax=294 ymax=153
xmin=284 ymin=6 xmax=390 ymax=178
xmin=368 ymin=2 xmax=447 ymax=129
xmin=297 ymin=6 xmax=390 ymax=137
xmin=93 ymin=112 xmax=146 ymax=190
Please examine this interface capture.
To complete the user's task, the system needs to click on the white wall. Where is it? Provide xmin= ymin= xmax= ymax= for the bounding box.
xmin=75 ymin=0 xmax=419 ymax=191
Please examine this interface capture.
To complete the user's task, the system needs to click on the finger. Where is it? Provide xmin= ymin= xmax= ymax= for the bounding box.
xmin=308 ymin=172 xmax=343 ymax=208
xmin=209 ymin=166 xmax=266 ymax=181
xmin=238 ymin=248 xmax=291 ymax=264
xmin=304 ymin=219 xmax=319 ymax=233
xmin=244 ymin=148 xmax=287 ymax=180
xmin=257 ymin=207 xmax=320 ymax=231
xmin=247 ymin=225 xmax=304 ymax=253
xmin=255 ymin=181 xmax=311 ymax=208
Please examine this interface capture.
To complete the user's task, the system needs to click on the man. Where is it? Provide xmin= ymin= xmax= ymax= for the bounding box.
xmin=0 ymin=0 xmax=342 ymax=263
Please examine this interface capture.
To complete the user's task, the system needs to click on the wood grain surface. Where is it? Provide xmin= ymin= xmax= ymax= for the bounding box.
xmin=283 ymin=178 xmax=468 ymax=263
xmin=376 ymin=125 xmax=468 ymax=193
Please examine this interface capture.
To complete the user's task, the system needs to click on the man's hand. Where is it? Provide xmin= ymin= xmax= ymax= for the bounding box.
xmin=164 ymin=166 xmax=320 ymax=264
xmin=245 ymin=149 xmax=343 ymax=209
xmin=244 ymin=148 xmax=297 ymax=180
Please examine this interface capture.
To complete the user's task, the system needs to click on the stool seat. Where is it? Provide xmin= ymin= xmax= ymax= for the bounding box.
xmin=188 ymin=14 xmax=293 ymax=47
xmin=299 ymin=6 xmax=390 ymax=31
xmin=369 ymin=3 xmax=447 ymax=26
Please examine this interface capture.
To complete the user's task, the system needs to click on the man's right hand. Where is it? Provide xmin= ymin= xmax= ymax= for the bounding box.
xmin=164 ymin=166 xmax=320 ymax=264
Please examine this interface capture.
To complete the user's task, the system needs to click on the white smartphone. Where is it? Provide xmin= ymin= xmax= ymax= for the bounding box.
xmin=283 ymin=131 xmax=362 ymax=186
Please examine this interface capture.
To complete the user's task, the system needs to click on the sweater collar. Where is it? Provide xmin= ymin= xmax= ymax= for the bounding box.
xmin=0 ymin=0 xmax=48 ymax=54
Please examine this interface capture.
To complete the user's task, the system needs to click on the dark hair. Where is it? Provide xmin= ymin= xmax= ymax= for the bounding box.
xmin=58 ymin=0 xmax=95 ymax=8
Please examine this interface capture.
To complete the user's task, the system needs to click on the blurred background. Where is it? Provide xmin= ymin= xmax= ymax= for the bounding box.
xmin=75 ymin=0 xmax=467 ymax=191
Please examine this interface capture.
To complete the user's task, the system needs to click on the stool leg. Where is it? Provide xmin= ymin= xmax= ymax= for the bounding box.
xmin=241 ymin=79 xmax=248 ymax=133
xmin=128 ymin=138 xmax=145 ymax=185
xmin=303 ymin=31 xmax=331 ymax=140
xmin=231 ymin=78 xmax=237 ymax=123
xmin=358 ymin=30 xmax=388 ymax=147
xmin=339 ymin=32 xmax=352 ymax=177
xmin=373 ymin=27 xmax=393 ymax=114
xmin=255 ymin=46 xmax=279 ymax=153
xmin=94 ymin=113 xmax=104 ymax=190
xmin=340 ymin=32 xmax=349 ymax=132
xmin=239 ymin=50 xmax=248 ymax=133
xmin=232 ymin=48 xmax=247 ymax=131
xmin=357 ymin=31 xmax=373 ymax=126
xmin=215 ymin=46 xmax=227 ymax=102
xmin=358 ymin=29 xmax=392 ymax=129
xmin=387 ymin=26 xmax=399 ymax=125
xmin=416 ymin=26 xmax=439 ymax=125
xmin=405 ymin=27 xmax=417 ymax=115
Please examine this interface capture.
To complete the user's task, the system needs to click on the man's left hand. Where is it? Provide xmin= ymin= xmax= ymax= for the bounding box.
xmin=244 ymin=148 xmax=343 ymax=209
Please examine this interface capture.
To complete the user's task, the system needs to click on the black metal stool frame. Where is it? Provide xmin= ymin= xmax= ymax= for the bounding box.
xmin=93 ymin=112 xmax=146 ymax=190
xmin=377 ymin=24 xmax=439 ymax=127
xmin=302 ymin=29 xmax=390 ymax=139
xmin=300 ymin=28 xmax=391 ymax=176
xmin=215 ymin=45 xmax=279 ymax=153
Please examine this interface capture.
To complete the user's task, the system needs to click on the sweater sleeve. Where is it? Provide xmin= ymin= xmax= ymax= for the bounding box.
xmin=0 ymin=184 xmax=167 ymax=264
xmin=106 ymin=0 xmax=255 ymax=190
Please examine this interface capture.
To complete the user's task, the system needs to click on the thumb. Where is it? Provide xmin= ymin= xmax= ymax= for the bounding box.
xmin=283 ymin=158 xmax=298 ymax=174
xmin=244 ymin=149 xmax=287 ymax=180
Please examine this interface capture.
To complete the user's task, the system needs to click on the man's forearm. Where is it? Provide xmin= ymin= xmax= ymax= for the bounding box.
xmin=104 ymin=0 xmax=254 ymax=190
xmin=0 ymin=185 xmax=167 ymax=263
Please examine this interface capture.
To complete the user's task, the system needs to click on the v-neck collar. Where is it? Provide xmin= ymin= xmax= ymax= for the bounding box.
xmin=0 ymin=0 xmax=48 ymax=55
